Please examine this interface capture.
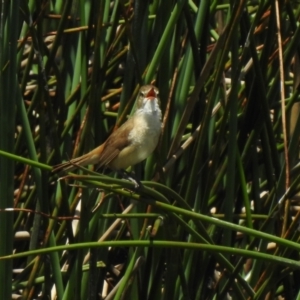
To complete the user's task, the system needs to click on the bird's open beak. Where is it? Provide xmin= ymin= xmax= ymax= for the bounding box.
xmin=146 ymin=87 xmax=156 ymax=100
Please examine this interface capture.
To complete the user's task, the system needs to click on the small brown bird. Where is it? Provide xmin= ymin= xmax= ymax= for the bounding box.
xmin=52 ymin=85 xmax=162 ymax=174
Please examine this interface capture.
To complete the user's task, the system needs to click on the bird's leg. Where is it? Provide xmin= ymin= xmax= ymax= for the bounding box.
xmin=117 ymin=170 xmax=143 ymax=189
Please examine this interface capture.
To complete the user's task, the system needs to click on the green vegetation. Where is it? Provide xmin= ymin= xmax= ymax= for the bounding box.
xmin=1 ymin=0 xmax=300 ymax=299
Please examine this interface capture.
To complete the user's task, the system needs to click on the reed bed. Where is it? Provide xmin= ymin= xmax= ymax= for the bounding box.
xmin=1 ymin=1 xmax=300 ymax=299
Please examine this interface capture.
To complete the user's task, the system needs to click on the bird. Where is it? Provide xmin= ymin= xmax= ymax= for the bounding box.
xmin=52 ymin=85 xmax=162 ymax=177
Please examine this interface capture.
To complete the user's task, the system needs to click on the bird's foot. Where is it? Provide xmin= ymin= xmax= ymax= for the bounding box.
xmin=118 ymin=170 xmax=143 ymax=189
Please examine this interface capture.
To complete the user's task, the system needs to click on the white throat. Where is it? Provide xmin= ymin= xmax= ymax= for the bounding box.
xmin=135 ymin=98 xmax=162 ymax=121
xmin=126 ymin=97 xmax=162 ymax=164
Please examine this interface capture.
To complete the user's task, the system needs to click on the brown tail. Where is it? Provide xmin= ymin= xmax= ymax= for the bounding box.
xmin=52 ymin=144 xmax=104 ymax=173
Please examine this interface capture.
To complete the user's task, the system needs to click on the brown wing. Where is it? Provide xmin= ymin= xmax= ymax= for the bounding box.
xmin=97 ymin=120 xmax=132 ymax=169
xmin=52 ymin=119 xmax=133 ymax=172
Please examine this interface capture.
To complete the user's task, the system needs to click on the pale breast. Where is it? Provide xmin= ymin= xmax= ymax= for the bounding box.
xmin=120 ymin=114 xmax=161 ymax=166
xmin=109 ymin=112 xmax=161 ymax=169
xmin=131 ymin=112 xmax=161 ymax=141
